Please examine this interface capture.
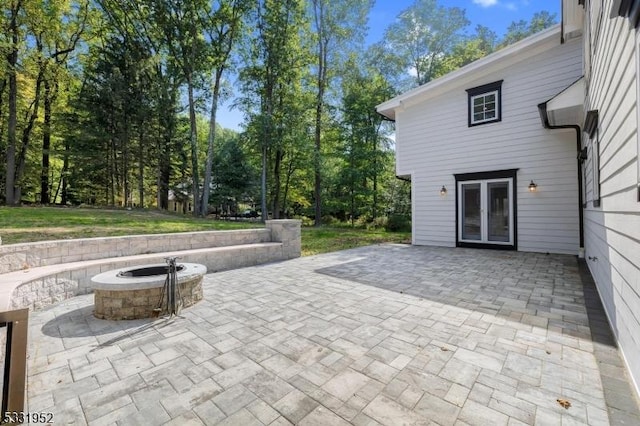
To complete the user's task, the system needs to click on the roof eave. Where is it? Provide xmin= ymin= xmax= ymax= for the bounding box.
xmin=376 ymin=25 xmax=563 ymax=120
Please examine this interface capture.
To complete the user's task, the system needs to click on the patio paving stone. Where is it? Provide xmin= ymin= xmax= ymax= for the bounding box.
xmin=23 ymin=244 xmax=640 ymax=425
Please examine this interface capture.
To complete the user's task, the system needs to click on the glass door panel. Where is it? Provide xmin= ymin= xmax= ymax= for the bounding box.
xmin=458 ymin=178 xmax=513 ymax=245
xmin=461 ymin=183 xmax=481 ymax=241
xmin=487 ymin=182 xmax=509 ymax=242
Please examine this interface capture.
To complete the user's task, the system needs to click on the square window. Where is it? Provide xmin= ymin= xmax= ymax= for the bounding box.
xmin=466 ymin=81 xmax=503 ymax=127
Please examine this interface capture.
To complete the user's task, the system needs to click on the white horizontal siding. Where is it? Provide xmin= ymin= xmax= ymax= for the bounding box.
xmin=583 ymin=0 xmax=640 ymax=395
xmin=396 ymin=38 xmax=582 ymax=255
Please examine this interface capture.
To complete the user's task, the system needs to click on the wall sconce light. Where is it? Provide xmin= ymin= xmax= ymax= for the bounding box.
xmin=440 ymin=185 xmax=447 ymax=196
xmin=528 ymin=180 xmax=538 ymax=192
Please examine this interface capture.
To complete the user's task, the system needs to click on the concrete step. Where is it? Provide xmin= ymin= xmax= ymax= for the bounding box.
xmin=0 ymin=229 xmax=273 ymax=274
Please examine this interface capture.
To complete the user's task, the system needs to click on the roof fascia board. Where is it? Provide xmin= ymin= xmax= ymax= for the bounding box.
xmin=377 ymin=25 xmax=562 ymax=118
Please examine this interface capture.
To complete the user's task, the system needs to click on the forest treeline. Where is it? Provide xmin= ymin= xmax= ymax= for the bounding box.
xmin=0 ymin=0 xmax=555 ymax=226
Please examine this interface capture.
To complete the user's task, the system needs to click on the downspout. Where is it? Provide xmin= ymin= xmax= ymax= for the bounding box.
xmin=537 ymin=102 xmax=585 ymax=255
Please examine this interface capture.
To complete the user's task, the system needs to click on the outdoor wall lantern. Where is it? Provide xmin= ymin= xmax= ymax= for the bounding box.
xmin=528 ymin=180 xmax=538 ymax=192
xmin=440 ymin=185 xmax=447 ymax=196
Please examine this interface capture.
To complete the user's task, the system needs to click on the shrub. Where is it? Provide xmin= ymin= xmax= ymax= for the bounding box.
xmin=353 ymin=215 xmax=371 ymax=229
xmin=386 ymin=214 xmax=411 ymax=232
xmin=293 ymin=215 xmax=314 ymax=227
xmin=321 ymin=215 xmax=341 ymax=226
xmin=370 ymin=216 xmax=389 ymax=230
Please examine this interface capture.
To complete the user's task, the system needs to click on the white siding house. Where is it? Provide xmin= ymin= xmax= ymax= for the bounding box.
xmin=377 ymin=0 xmax=640 ymax=396
xmin=579 ymin=0 xmax=640 ymax=397
xmin=377 ymin=27 xmax=583 ymax=254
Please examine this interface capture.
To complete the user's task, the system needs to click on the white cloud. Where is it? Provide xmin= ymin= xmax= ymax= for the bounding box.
xmin=472 ymin=0 xmax=499 ymax=7
xmin=505 ymin=2 xmax=517 ymax=10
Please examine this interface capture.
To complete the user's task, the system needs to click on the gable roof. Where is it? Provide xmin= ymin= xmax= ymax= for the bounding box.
xmin=376 ymin=25 xmax=563 ymax=120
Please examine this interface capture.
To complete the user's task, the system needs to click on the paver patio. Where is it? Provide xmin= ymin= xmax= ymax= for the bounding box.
xmin=25 ymin=245 xmax=640 ymax=425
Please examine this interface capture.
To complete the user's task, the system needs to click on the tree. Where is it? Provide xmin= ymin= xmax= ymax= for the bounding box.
xmin=382 ymin=0 xmax=468 ymax=87
xmin=499 ymin=11 xmax=557 ymax=48
xmin=150 ymin=0 xmax=209 ymax=216
xmin=37 ymin=0 xmax=89 ymax=204
xmin=199 ymin=0 xmax=251 ymax=216
xmin=338 ymin=56 xmax=394 ymax=223
xmin=309 ymin=0 xmax=373 ymax=226
xmin=211 ymin=128 xmax=257 ymax=210
xmin=434 ymin=25 xmax=497 ymax=78
xmin=239 ymin=0 xmax=311 ymax=221
xmin=4 ymin=0 xmax=22 ymax=205
xmin=97 ymin=0 xmax=183 ymax=210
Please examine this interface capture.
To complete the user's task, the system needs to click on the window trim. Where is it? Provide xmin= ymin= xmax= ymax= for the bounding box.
xmin=454 ymin=168 xmax=517 ymax=251
xmin=466 ymin=80 xmax=503 ymax=127
xmin=585 ymin=110 xmax=601 ymax=207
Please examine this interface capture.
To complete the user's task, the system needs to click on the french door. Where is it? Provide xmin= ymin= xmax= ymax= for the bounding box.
xmin=457 ymin=178 xmax=514 ymax=246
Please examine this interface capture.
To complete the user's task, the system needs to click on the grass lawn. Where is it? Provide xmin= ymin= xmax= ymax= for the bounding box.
xmin=0 ymin=206 xmax=410 ymax=255
xmin=300 ymin=227 xmax=410 ymax=256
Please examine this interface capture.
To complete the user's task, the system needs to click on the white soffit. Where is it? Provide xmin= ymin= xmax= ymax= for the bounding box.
xmin=563 ymin=0 xmax=584 ymax=41
xmin=546 ymin=77 xmax=585 ymax=126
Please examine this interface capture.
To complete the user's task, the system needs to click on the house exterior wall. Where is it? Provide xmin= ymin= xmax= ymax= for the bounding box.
xmin=582 ymin=0 xmax=640 ymax=394
xmin=395 ymin=38 xmax=583 ymax=254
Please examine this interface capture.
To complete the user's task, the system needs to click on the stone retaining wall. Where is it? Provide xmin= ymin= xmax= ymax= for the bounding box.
xmin=0 ymin=220 xmax=301 ymax=312
xmin=0 ymin=228 xmax=272 ymax=274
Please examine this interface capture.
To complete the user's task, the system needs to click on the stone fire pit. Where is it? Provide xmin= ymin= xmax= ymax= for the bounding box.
xmin=91 ymin=263 xmax=206 ymax=320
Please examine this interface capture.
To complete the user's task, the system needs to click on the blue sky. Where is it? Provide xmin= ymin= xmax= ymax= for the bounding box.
xmin=217 ymin=0 xmax=560 ymax=130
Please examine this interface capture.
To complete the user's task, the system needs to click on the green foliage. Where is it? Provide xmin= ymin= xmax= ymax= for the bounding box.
xmin=332 ymin=55 xmax=395 ymax=224
xmin=386 ymin=214 xmax=411 ymax=232
xmin=209 ymin=128 xmax=259 ymax=210
xmin=238 ymin=0 xmax=313 ymax=220
xmin=499 ymin=11 xmax=557 ymax=48
xmin=380 ymin=1 xmax=557 ymax=89
xmin=382 ymin=0 xmax=469 ymax=87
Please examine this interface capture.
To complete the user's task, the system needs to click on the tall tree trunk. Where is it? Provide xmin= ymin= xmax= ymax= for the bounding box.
xmin=313 ymin=72 xmax=325 ymax=225
xmin=110 ymin=133 xmax=118 ymax=206
xmin=5 ymin=0 xmax=21 ymax=205
xmin=261 ymin=144 xmax=268 ymax=222
xmin=157 ymin=135 xmax=171 ymax=210
xmin=0 ymin=78 xmax=6 ymax=141
xmin=350 ymin=138 xmax=355 ymax=227
xmin=272 ymin=148 xmax=284 ymax=219
xmin=312 ymin=1 xmax=328 ymax=227
xmin=282 ymin=154 xmax=296 ymax=218
xmin=61 ymin=140 xmax=69 ymax=205
xmin=123 ymin=118 xmax=130 ymax=207
xmin=156 ymin=76 xmax=174 ymax=210
xmin=41 ymin=80 xmax=53 ymax=204
xmin=15 ymin=65 xmax=45 ymax=200
xmin=372 ymin=137 xmax=377 ymax=220
xmin=201 ymin=70 xmax=223 ymax=217
xmin=187 ymin=79 xmax=200 ymax=216
xmin=313 ymin=98 xmax=323 ymax=226
xmin=138 ymin=124 xmax=144 ymax=208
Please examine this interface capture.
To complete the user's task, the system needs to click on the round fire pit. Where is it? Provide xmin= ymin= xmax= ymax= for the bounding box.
xmin=91 ymin=263 xmax=206 ymax=320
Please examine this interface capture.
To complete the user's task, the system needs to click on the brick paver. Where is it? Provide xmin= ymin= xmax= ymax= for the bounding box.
xmin=25 ymin=245 xmax=640 ymax=425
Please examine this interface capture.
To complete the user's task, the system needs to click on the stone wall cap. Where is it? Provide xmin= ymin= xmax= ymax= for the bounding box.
xmin=0 ymin=228 xmax=269 ymax=250
xmin=91 ymin=262 xmax=207 ymax=290
xmin=265 ymin=219 xmax=302 ymax=224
